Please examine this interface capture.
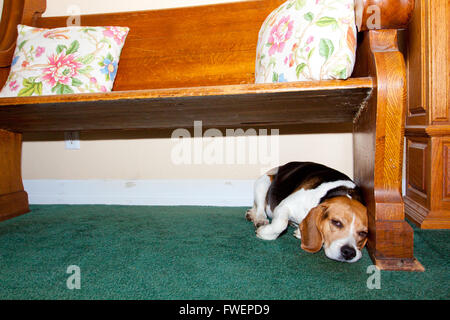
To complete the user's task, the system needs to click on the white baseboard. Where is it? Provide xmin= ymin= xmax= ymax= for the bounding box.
xmin=23 ymin=179 xmax=254 ymax=207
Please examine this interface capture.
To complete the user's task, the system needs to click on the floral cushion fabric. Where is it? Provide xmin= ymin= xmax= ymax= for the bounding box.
xmin=255 ymin=0 xmax=357 ymax=83
xmin=0 ymin=25 xmax=129 ymax=97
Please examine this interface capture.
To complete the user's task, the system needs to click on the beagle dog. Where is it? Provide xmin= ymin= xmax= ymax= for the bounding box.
xmin=246 ymin=162 xmax=368 ymax=263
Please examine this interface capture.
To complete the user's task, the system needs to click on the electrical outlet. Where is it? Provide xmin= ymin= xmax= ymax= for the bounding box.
xmin=64 ymin=131 xmax=80 ymax=150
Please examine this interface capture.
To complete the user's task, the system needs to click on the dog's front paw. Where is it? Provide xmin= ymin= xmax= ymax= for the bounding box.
xmin=256 ymin=225 xmax=278 ymax=240
xmin=246 ymin=209 xmax=269 ymax=228
xmin=254 ymin=219 xmax=269 ymax=228
xmin=245 ymin=208 xmax=256 ymax=222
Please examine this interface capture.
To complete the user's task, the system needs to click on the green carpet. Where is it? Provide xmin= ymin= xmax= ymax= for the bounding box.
xmin=0 ymin=205 xmax=448 ymax=300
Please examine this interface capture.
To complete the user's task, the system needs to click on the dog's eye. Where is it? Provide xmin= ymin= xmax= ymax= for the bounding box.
xmin=358 ymin=231 xmax=368 ymax=238
xmin=331 ymin=219 xmax=343 ymax=228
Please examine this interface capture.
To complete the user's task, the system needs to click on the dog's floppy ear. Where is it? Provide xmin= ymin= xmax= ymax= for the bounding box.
xmin=299 ymin=204 xmax=327 ymax=253
xmin=357 ymin=237 xmax=368 ymax=250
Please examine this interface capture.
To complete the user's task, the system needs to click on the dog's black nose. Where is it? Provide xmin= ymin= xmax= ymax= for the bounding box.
xmin=341 ymin=245 xmax=356 ymax=260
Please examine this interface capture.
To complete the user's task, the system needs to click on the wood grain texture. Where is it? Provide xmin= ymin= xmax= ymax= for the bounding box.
xmin=407 ymin=139 xmax=428 ymax=197
xmin=406 ymin=137 xmax=450 ymax=229
xmin=0 ymin=0 xmax=46 ymax=67
xmin=0 ymin=130 xmax=29 ymax=220
xmin=405 ymin=136 xmax=429 ymax=209
xmin=0 ymin=0 xmax=416 ymax=89
xmin=0 ymin=191 xmax=29 ymax=222
xmin=406 ymin=0 xmax=427 ymax=124
xmin=444 ymin=143 xmax=450 ymax=200
xmin=0 ymin=78 xmax=373 ymax=132
xmin=357 ymin=0 xmax=415 ymax=31
xmin=428 ymin=0 xmax=449 ymax=123
xmin=426 ymin=125 xmax=450 ymax=137
xmin=425 ymin=137 xmax=450 ymax=228
xmin=353 ymin=30 xmax=423 ymax=271
xmin=405 ymin=0 xmax=450 ymax=229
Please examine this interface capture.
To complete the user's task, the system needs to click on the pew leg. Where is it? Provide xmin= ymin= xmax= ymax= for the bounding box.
xmin=0 ymin=129 xmax=29 ymax=222
xmin=354 ymin=113 xmax=424 ymax=271
xmin=353 ymin=30 xmax=424 ymax=271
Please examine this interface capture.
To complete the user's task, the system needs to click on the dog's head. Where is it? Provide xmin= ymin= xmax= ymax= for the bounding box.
xmin=299 ymin=196 xmax=368 ymax=263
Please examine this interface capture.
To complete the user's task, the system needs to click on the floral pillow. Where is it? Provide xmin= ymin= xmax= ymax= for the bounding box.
xmin=0 ymin=24 xmax=129 ymax=97
xmin=255 ymin=0 xmax=357 ymax=83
